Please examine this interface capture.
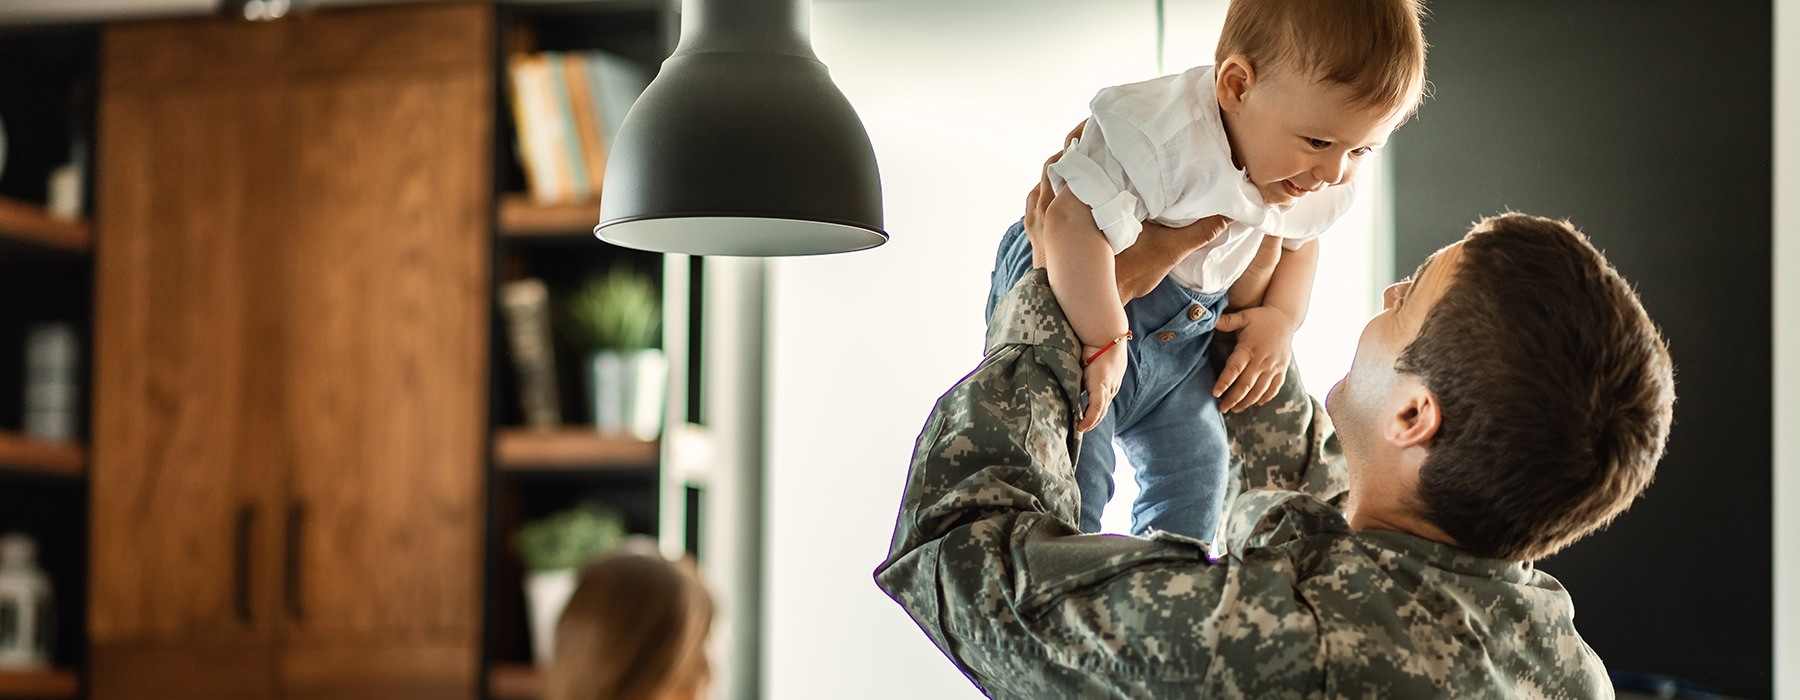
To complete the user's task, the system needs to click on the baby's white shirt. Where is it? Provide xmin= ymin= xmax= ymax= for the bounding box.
xmin=1046 ymin=65 xmax=1357 ymax=294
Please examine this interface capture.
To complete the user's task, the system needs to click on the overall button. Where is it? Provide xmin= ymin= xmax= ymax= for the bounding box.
xmin=1157 ymin=331 xmax=1177 ymax=343
xmin=1187 ymin=304 xmax=1207 ymax=321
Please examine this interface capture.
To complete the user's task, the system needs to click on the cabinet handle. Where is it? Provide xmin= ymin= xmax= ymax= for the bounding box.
xmin=234 ymin=504 xmax=255 ymax=625
xmin=285 ymin=501 xmax=306 ymax=621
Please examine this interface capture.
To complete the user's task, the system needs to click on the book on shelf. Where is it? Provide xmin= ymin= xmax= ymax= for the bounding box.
xmin=543 ymin=55 xmax=590 ymax=200
xmin=563 ymin=56 xmax=608 ymax=200
xmin=508 ymin=53 xmax=569 ymax=204
xmin=507 ymin=51 xmax=651 ymax=205
xmin=500 ymin=278 xmax=562 ymax=430
xmin=23 ymin=323 xmax=79 ymax=442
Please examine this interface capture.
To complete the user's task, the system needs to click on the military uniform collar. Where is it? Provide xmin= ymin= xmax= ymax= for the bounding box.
xmin=1357 ymin=529 xmax=1537 ymax=584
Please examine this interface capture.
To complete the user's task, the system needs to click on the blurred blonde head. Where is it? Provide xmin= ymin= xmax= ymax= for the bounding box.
xmin=549 ymin=542 xmax=714 ymax=700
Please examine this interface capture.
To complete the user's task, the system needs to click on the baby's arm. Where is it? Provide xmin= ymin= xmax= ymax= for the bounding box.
xmin=1024 ymin=124 xmax=1229 ymax=306
xmin=1025 ymin=122 xmax=1227 ymax=430
xmin=1226 ymin=234 xmax=1284 ymax=311
xmin=1040 ymin=191 xmax=1132 ymax=432
xmin=1213 ymin=239 xmax=1318 ymax=412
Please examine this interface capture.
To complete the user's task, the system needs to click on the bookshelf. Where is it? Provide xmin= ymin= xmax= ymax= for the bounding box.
xmin=0 ymin=23 xmax=96 ymax=689
xmin=495 ymin=428 xmax=658 ymax=470
xmin=0 ymin=431 xmax=82 ymax=477
xmin=0 ymin=198 xmax=87 ymax=483
xmin=499 ymin=194 xmax=601 ymax=238
xmin=488 ymin=663 xmax=544 ymax=700
xmin=0 ymin=668 xmax=79 ymax=699
xmin=0 ymin=198 xmax=88 ymax=254
xmin=484 ymin=0 xmax=694 ymax=685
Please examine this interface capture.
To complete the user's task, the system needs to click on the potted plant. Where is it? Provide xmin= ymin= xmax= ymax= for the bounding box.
xmin=558 ymin=264 xmax=666 ymax=439
xmin=513 ymin=501 xmax=628 ymax=667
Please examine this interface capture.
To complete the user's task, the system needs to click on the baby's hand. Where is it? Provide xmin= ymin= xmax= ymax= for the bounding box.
xmin=1211 ymin=306 xmax=1297 ymax=413
xmin=1077 ymin=337 xmax=1128 ymax=432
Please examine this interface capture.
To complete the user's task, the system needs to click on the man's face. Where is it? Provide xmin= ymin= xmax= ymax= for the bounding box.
xmin=1326 ymin=241 xmax=1466 ymax=464
xmin=1220 ymin=65 xmax=1400 ymax=208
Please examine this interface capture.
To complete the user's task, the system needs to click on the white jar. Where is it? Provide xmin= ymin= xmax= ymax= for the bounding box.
xmin=0 ymin=532 xmax=53 ymax=669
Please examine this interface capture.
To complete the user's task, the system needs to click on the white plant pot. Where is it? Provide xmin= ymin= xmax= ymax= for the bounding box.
xmin=587 ymin=349 xmax=667 ymax=440
xmin=524 ymin=568 xmax=578 ymax=668
xmin=0 ymin=534 xmax=52 ymax=670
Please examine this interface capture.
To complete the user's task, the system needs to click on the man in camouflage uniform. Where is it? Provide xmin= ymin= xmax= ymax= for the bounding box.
xmin=875 ymin=212 xmax=1675 ymax=698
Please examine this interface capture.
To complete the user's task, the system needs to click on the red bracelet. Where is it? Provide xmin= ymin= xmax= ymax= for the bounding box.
xmin=1083 ymin=331 xmax=1132 ymax=366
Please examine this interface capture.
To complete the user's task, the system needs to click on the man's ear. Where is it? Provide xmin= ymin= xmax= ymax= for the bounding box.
xmin=1215 ymin=55 xmax=1256 ymax=113
xmin=1386 ymin=384 xmax=1441 ymax=449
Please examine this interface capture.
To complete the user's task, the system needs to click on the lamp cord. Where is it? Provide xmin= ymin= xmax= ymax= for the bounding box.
xmin=1155 ymin=0 xmax=1166 ymax=75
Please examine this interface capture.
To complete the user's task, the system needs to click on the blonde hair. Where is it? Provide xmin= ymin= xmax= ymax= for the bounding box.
xmin=548 ymin=547 xmax=714 ymax=700
xmin=1214 ymin=0 xmax=1429 ymax=118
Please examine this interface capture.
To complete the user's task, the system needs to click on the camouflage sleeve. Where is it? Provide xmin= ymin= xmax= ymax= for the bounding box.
xmin=1212 ymin=333 xmax=1349 ymax=508
xmin=873 ymin=271 xmax=1324 ymax=697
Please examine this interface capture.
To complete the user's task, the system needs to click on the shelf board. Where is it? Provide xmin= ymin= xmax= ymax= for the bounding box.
xmin=0 ymin=668 xmax=79 ymax=699
xmin=488 ymin=663 xmax=543 ymax=700
xmin=498 ymin=195 xmax=600 ymax=237
xmin=0 ymin=197 xmax=89 ymax=253
xmin=495 ymin=428 xmax=658 ymax=470
xmin=0 ymin=431 xmax=84 ymax=477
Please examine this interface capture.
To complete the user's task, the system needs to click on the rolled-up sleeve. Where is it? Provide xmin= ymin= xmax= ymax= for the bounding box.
xmin=1045 ymin=111 xmax=1166 ymax=253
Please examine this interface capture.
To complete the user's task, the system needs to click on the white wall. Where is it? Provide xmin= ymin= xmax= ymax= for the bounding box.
xmin=762 ymin=1 xmax=1391 ymax=698
xmin=767 ymin=4 xmax=1162 ymax=696
xmin=1775 ymin=0 xmax=1798 ymax=696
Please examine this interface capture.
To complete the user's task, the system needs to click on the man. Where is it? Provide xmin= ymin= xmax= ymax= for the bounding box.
xmin=874 ymin=185 xmax=1675 ymax=697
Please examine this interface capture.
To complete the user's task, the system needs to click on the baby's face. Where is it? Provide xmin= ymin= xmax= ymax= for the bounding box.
xmin=1220 ymin=66 xmax=1401 ymax=207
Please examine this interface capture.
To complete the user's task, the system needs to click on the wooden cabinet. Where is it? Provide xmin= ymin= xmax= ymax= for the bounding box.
xmin=89 ymin=4 xmax=491 ymax=699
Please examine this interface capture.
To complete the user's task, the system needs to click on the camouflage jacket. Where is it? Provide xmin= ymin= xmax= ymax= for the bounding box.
xmin=874 ymin=269 xmax=1611 ymax=699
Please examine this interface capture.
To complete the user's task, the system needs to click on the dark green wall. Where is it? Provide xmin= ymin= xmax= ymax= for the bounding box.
xmin=1391 ymin=1 xmax=1771 ymax=696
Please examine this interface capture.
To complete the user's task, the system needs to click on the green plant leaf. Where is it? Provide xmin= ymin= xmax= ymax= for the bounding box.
xmin=556 ymin=263 xmax=661 ymax=352
xmin=511 ymin=501 xmax=629 ymax=571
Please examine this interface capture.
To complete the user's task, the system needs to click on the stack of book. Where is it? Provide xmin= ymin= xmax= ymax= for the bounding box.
xmin=23 ymin=323 xmax=78 ymax=442
xmin=509 ymin=51 xmax=651 ymax=205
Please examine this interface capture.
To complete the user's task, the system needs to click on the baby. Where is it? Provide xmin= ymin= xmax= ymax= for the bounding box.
xmin=986 ymin=0 xmax=1427 ymax=541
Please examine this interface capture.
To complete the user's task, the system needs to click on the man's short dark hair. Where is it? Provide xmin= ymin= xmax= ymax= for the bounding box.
xmin=1396 ymin=213 xmax=1675 ymax=561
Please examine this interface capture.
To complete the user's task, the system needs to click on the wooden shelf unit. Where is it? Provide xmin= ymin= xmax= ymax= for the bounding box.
xmin=0 ymin=668 xmax=80 ymax=699
xmin=0 ymin=431 xmax=83 ymax=477
xmin=498 ymin=195 xmax=601 ymax=237
xmin=487 ymin=663 xmax=543 ymax=700
xmin=485 ymin=2 xmax=685 ymax=685
xmin=494 ymin=428 xmax=659 ymax=471
xmin=0 ymin=197 xmax=89 ymax=253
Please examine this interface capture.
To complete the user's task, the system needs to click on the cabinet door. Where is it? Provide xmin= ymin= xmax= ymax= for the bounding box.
xmin=90 ymin=34 xmax=289 ymax=700
xmin=276 ymin=5 xmax=491 ymax=698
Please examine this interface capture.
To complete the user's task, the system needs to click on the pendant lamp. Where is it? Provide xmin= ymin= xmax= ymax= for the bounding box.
xmin=594 ymin=0 xmax=887 ymax=257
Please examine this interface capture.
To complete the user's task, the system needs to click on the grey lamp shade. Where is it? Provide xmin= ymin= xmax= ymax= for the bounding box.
xmin=594 ymin=1 xmax=886 ymax=257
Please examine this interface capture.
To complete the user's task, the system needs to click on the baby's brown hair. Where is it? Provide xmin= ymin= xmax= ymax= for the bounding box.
xmin=1215 ymin=0 xmax=1429 ymax=119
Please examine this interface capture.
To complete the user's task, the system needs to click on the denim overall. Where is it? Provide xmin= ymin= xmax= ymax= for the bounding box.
xmin=986 ymin=219 xmax=1231 ymax=539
